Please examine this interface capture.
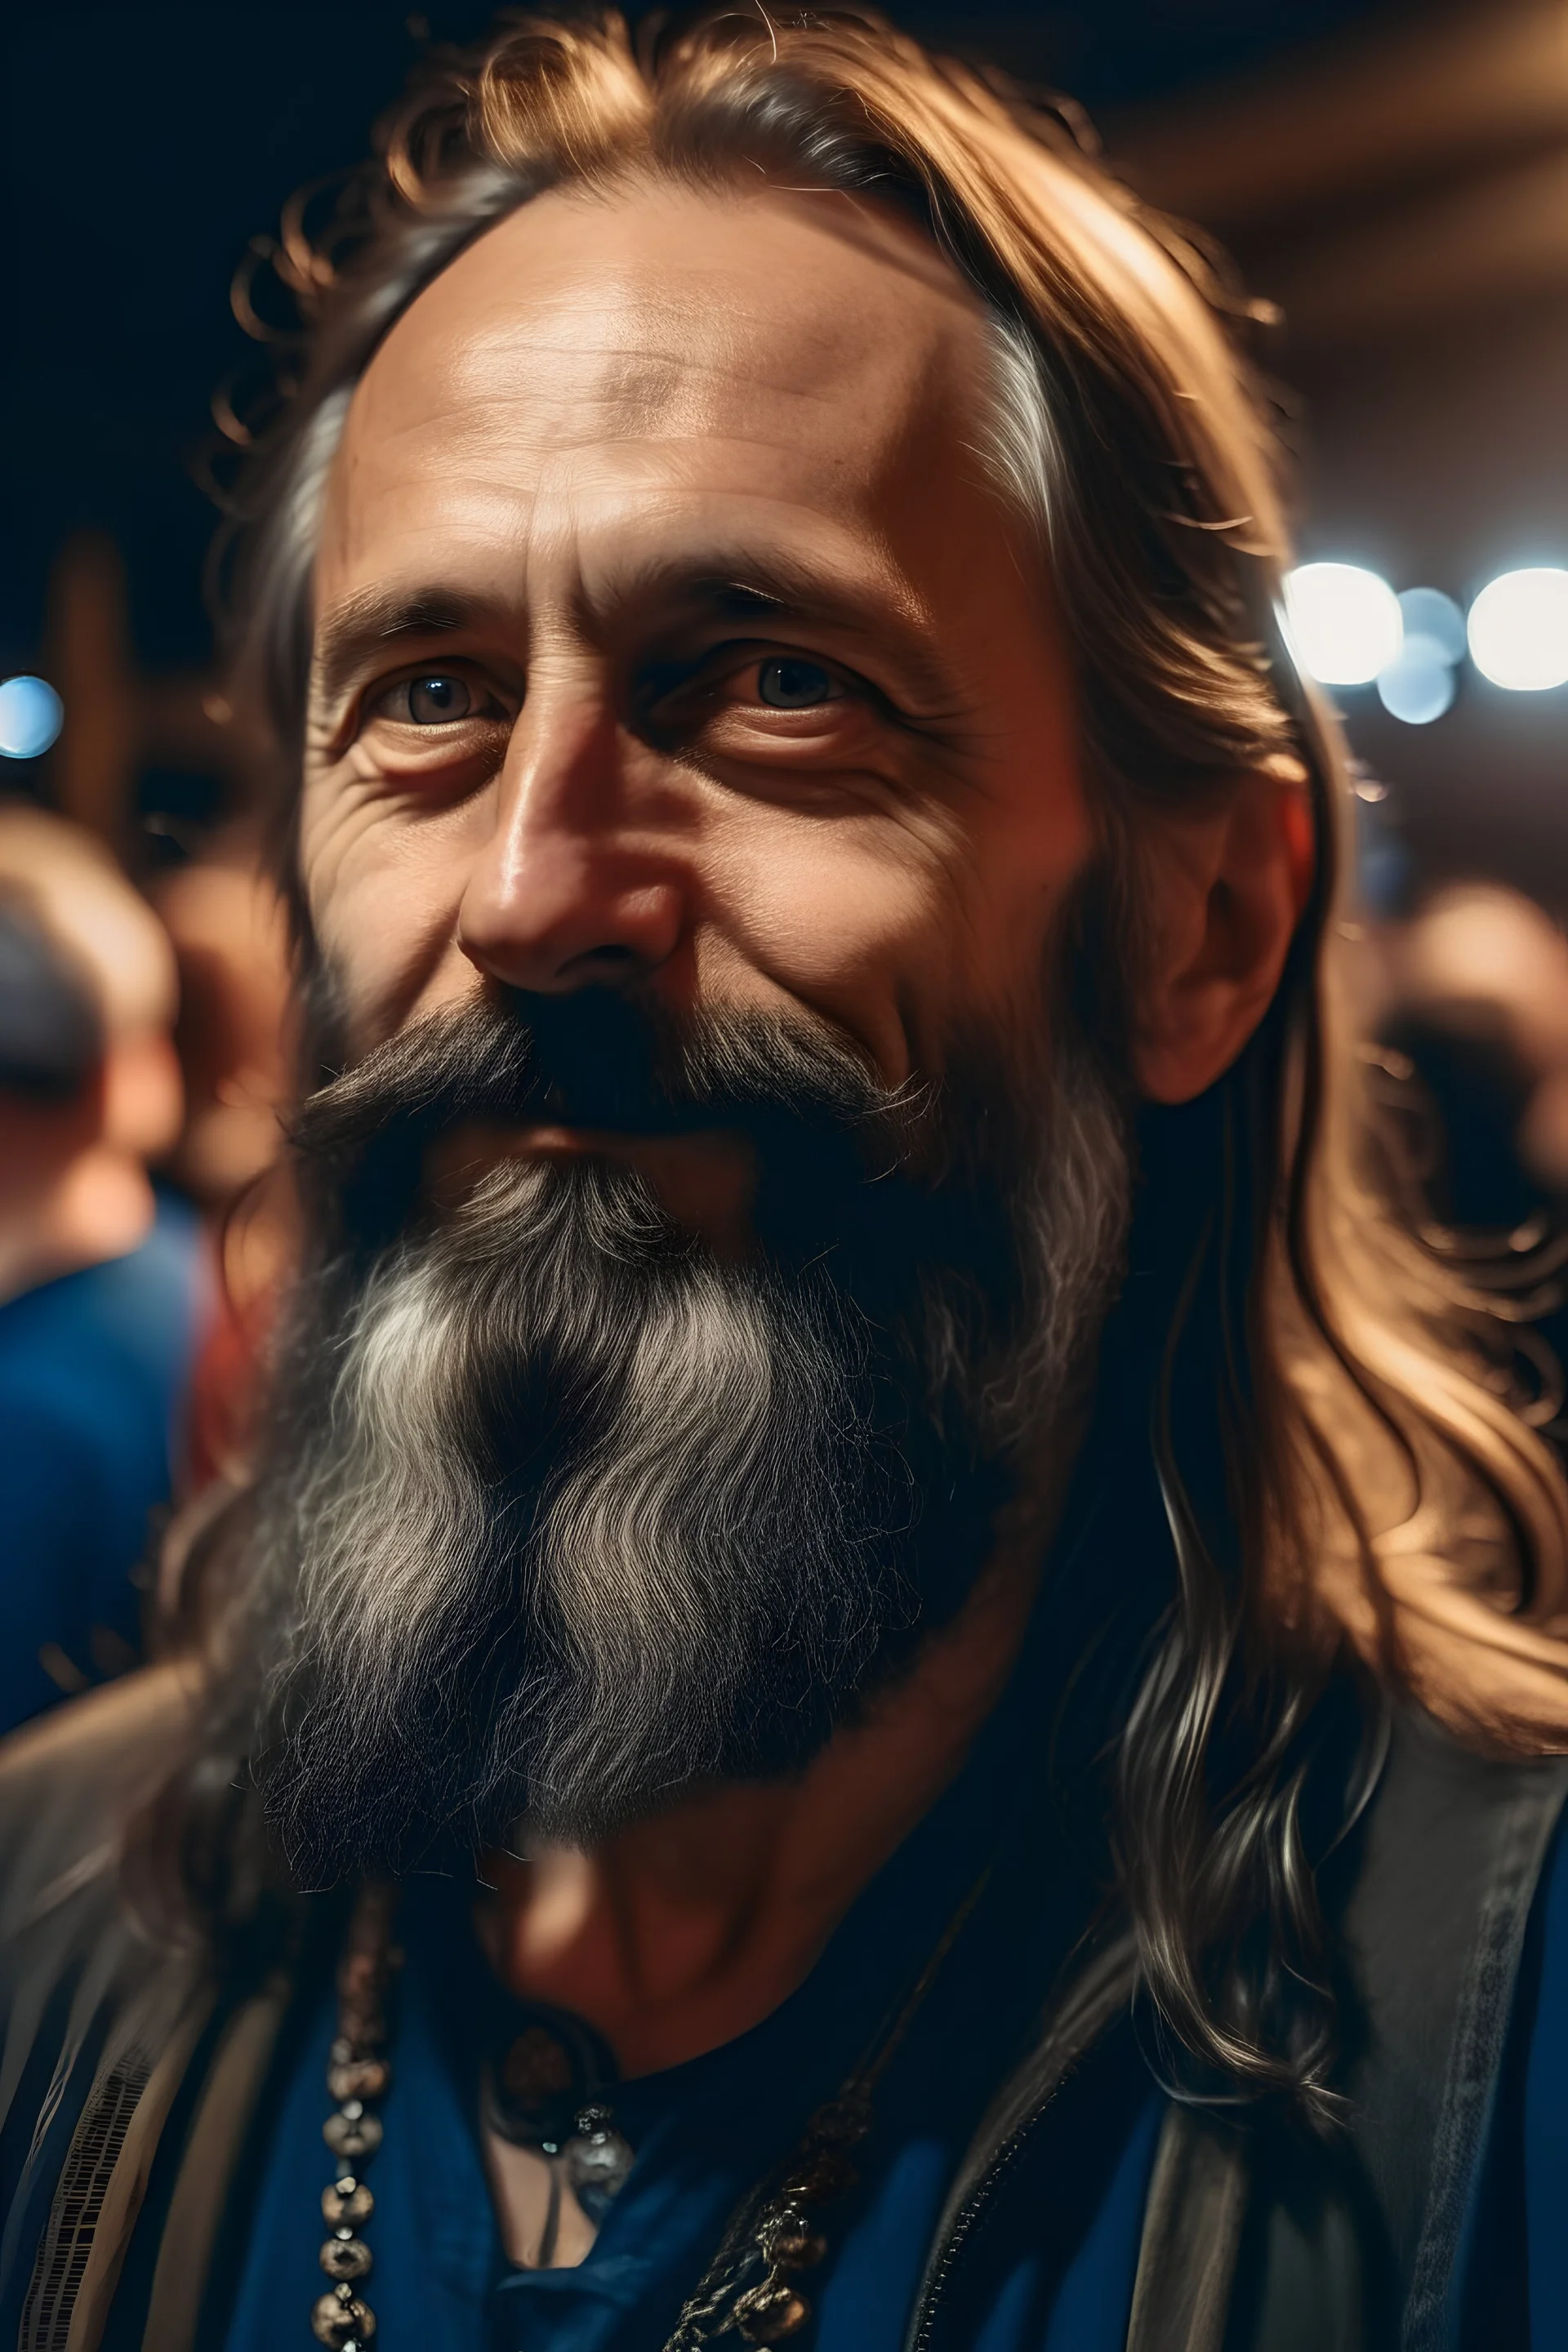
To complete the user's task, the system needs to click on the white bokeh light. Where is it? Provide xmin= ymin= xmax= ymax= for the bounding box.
xmin=1467 ymin=568 xmax=1568 ymax=691
xmin=0 ymin=675 xmax=64 ymax=761
xmin=1396 ymin=587 xmax=1467 ymax=666
xmin=1283 ymin=563 xmax=1403 ymax=686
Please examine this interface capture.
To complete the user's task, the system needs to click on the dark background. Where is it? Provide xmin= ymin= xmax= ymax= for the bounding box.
xmin=2 ymin=0 xmax=1565 ymax=898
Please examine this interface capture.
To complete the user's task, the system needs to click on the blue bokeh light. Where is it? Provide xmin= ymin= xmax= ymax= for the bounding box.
xmin=1376 ymin=637 xmax=1457 ymax=725
xmin=0 ymin=675 xmax=64 ymax=761
xmin=1395 ymin=587 xmax=1466 ymax=666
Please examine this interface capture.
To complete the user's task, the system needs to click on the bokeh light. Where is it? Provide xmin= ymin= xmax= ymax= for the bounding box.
xmin=1283 ymin=563 xmax=1403 ymax=685
xmin=0 ymin=675 xmax=64 ymax=761
xmin=1396 ymin=586 xmax=1467 ymax=665
xmin=1376 ymin=640 xmax=1457 ymax=724
xmin=1467 ymin=568 xmax=1568 ymax=691
xmin=1373 ymin=586 xmax=1466 ymax=724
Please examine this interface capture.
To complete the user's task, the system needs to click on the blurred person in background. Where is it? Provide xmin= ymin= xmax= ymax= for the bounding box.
xmin=0 ymin=805 xmax=205 ymax=1731
xmin=154 ymin=839 xmax=293 ymax=1212
xmin=1361 ymin=884 xmax=1568 ymax=1441
xmin=8 ymin=16 xmax=1568 ymax=2352
xmin=1374 ymin=883 xmax=1568 ymax=1224
xmin=153 ymin=834 xmax=295 ymax=1486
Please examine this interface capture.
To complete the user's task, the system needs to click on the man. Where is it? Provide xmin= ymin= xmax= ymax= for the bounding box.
xmin=0 ymin=810 xmax=203 ymax=1731
xmin=2 ymin=12 xmax=1566 ymax=2350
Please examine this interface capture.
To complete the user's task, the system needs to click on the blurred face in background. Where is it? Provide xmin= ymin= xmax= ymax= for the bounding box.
xmin=18 ymin=834 xmax=183 ymax=1168
xmin=154 ymin=849 xmax=293 ymax=1209
xmin=0 ymin=808 xmax=180 ymax=1298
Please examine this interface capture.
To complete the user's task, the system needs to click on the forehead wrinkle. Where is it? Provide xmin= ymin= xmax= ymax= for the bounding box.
xmin=343 ymin=363 xmax=959 ymax=576
xmin=403 ymin=399 xmax=849 ymax=484
xmin=343 ymin=190 xmax=991 ymax=523
xmin=571 ymin=537 xmax=937 ymax=658
xmin=330 ymin=388 xmax=938 ymax=596
xmin=324 ymin=187 xmax=1002 ymax=705
xmin=363 ymin=220 xmax=974 ymax=458
xmin=385 ymin=323 xmax=912 ymax=467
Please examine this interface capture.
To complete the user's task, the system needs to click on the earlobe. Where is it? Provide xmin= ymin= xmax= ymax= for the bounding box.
xmin=1129 ymin=773 xmax=1312 ymax=1107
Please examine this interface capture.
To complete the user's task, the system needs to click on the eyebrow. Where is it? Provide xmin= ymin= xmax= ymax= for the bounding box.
xmin=313 ymin=588 xmax=488 ymax=711
xmin=602 ymin=555 xmax=951 ymax=705
xmin=312 ymin=553 xmax=958 ymax=716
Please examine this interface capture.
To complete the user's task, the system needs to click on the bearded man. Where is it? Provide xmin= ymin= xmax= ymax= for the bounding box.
xmin=5 ymin=12 xmax=1568 ymax=2351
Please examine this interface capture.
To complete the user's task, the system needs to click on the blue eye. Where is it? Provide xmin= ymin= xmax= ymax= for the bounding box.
xmin=756 ymin=657 xmax=837 ymax=709
xmin=404 ymin=675 xmax=473 ymax=724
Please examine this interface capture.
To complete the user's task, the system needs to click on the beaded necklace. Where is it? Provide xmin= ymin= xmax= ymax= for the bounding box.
xmin=309 ymin=1865 xmax=991 ymax=2350
xmin=310 ymin=1882 xmax=398 ymax=2349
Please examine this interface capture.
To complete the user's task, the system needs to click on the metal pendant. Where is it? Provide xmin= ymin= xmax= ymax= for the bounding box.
xmin=563 ymin=2101 xmax=635 ymax=2221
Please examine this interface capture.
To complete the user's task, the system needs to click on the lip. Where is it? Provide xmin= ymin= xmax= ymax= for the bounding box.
xmin=425 ymin=1118 xmax=760 ymax=1256
xmin=426 ymin=1116 xmax=734 ymax=1174
xmin=464 ymin=1120 xmax=644 ymax=1163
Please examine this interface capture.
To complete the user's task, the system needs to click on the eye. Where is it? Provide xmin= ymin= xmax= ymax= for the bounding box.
xmin=755 ymin=657 xmax=840 ymax=710
xmin=406 ymin=674 xmax=474 ymax=724
xmin=372 ymin=673 xmax=478 ymax=725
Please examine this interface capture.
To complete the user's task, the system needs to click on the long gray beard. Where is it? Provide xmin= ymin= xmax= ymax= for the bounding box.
xmin=246 ymin=1030 xmax=1130 ymax=1883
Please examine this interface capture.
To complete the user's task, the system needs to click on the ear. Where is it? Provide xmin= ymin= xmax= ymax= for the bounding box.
xmin=1129 ymin=769 xmax=1314 ymax=1106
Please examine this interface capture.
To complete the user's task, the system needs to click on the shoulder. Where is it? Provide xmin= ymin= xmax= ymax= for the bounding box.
xmin=0 ymin=1658 xmax=199 ymax=1828
xmin=100 ymin=1197 xmax=209 ymax=1337
xmin=1521 ymin=1766 xmax=1568 ymax=2036
xmin=0 ymin=1668 xmax=212 ymax=2321
xmin=0 ymin=1205 xmax=208 ymax=1410
xmin=0 ymin=1663 xmax=202 ymax=1944
xmin=1342 ymin=1701 xmax=1568 ymax=2051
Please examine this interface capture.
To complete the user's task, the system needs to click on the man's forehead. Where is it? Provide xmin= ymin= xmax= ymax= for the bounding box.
xmin=333 ymin=180 xmax=990 ymax=520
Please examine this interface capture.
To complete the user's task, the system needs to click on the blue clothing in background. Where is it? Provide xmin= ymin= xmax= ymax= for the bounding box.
xmin=0 ymin=1191 xmax=204 ymax=1734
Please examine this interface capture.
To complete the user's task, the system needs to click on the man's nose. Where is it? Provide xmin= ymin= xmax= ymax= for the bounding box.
xmin=457 ymin=688 xmax=685 ymax=996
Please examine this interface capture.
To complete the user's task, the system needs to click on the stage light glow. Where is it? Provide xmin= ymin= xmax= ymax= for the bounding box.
xmin=1468 ymin=568 xmax=1568 ymax=691
xmin=1283 ymin=563 xmax=1402 ymax=685
xmin=1396 ymin=587 xmax=1467 ymax=666
xmin=1376 ymin=639 xmax=1457 ymax=724
xmin=0 ymin=675 xmax=63 ymax=760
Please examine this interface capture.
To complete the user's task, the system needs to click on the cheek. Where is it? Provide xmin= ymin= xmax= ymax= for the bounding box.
xmin=299 ymin=772 xmax=494 ymax=1046
xmin=702 ymin=807 xmax=1001 ymax=1085
xmin=697 ymin=770 xmax=1092 ymax=1086
xmin=960 ymin=737 xmax=1096 ymax=996
xmin=104 ymin=1034 xmax=184 ymax=1159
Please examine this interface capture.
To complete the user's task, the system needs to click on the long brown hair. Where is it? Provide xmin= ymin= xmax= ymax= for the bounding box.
xmin=194 ymin=3 xmax=1568 ymax=2110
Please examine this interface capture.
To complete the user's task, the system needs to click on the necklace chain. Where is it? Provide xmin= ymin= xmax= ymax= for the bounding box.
xmin=662 ymin=1865 xmax=991 ymax=2348
xmin=307 ymin=1865 xmax=991 ymax=2350
xmin=310 ymin=1882 xmax=399 ymax=2349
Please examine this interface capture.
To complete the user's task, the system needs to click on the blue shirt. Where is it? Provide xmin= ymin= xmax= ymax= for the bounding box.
xmin=222 ymin=1628 xmax=1160 ymax=2352
xmin=215 ymin=1733 xmax=1568 ymax=2352
xmin=0 ymin=1192 xmax=204 ymax=1733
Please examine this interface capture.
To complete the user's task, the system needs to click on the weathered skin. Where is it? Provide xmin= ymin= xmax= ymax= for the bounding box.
xmin=299 ymin=177 xmax=1304 ymax=2103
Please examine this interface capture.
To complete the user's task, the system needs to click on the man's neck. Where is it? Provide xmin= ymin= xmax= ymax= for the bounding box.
xmin=477 ymin=1542 xmax=1043 ymax=2077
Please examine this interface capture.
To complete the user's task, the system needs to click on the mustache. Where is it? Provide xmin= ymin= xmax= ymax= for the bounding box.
xmin=289 ymin=987 xmax=923 ymax=1256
